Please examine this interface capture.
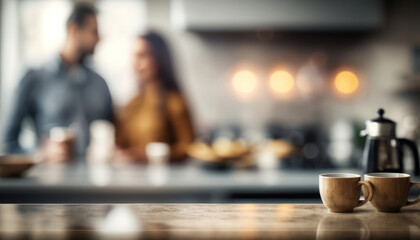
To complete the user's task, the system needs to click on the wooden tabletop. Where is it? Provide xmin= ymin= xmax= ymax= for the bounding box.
xmin=0 ymin=203 xmax=419 ymax=239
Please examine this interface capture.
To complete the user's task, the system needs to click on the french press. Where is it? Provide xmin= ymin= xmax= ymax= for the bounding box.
xmin=361 ymin=109 xmax=420 ymax=176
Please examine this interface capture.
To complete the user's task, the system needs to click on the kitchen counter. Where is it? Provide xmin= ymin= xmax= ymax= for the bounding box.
xmin=0 ymin=162 xmax=419 ymax=203
xmin=0 ymin=203 xmax=419 ymax=239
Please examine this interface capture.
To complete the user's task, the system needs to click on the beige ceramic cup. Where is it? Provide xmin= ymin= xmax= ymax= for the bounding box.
xmin=364 ymin=173 xmax=420 ymax=212
xmin=319 ymin=173 xmax=373 ymax=213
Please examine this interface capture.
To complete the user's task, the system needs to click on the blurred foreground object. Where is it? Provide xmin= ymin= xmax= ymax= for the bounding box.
xmin=98 ymin=205 xmax=141 ymax=237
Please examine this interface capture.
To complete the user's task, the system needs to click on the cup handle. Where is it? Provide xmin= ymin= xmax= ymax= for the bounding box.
xmin=356 ymin=181 xmax=373 ymax=207
xmin=405 ymin=182 xmax=420 ymax=206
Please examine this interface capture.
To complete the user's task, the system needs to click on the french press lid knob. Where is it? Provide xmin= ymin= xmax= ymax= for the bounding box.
xmin=363 ymin=108 xmax=396 ymax=138
xmin=370 ymin=108 xmax=395 ymax=124
xmin=378 ymin=108 xmax=384 ymax=118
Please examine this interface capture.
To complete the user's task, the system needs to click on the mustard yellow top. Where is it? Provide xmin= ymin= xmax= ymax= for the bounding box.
xmin=116 ymin=84 xmax=194 ymax=162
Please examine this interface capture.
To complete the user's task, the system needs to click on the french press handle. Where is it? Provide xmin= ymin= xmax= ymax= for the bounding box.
xmin=397 ymin=138 xmax=420 ymax=176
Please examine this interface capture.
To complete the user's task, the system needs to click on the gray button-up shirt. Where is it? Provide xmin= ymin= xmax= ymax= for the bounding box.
xmin=2 ymin=56 xmax=114 ymax=156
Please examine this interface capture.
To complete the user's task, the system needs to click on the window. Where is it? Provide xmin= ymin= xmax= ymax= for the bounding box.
xmin=19 ymin=0 xmax=71 ymax=67
xmin=94 ymin=0 xmax=146 ymax=106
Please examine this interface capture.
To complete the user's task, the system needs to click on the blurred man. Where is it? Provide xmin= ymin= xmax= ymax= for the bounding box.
xmin=2 ymin=4 xmax=113 ymax=162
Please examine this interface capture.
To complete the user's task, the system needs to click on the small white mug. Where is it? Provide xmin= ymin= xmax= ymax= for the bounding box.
xmin=146 ymin=142 xmax=170 ymax=165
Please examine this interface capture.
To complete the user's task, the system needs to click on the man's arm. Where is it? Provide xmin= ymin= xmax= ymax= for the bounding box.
xmin=2 ymin=70 xmax=36 ymax=154
xmin=104 ymin=84 xmax=114 ymax=124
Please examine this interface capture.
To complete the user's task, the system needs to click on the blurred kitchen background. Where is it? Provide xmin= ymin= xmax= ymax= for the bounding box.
xmin=2 ymin=0 xmax=420 ymax=171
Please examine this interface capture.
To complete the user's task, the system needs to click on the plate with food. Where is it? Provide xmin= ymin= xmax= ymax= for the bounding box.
xmin=0 ymin=155 xmax=37 ymax=177
xmin=187 ymin=138 xmax=296 ymax=169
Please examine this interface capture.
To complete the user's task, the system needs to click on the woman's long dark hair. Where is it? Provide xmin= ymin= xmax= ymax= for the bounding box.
xmin=140 ymin=31 xmax=180 ymax=91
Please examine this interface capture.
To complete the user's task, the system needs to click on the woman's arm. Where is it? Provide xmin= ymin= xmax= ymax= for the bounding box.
xmin=167 ymin=92 xmax=195 ymax=161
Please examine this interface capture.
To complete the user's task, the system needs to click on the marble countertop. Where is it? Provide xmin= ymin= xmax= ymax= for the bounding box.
xmin=0 ymin=203 xmax=419 ymax=239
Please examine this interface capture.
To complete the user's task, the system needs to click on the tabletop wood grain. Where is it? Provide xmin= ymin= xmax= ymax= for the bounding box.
xmin=0 ymin=203 xmax=419 ymax=239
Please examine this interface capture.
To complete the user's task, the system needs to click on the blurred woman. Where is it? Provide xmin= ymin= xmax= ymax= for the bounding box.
xmin=115 ymin=32 xmax=194 ymax=163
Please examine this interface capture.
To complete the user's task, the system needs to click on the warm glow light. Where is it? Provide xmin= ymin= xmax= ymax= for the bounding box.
xmin=269 ymin=70 xmax=294 ymax=93
xmin=334 ymin=71 xmax=359 ymax=94
xmin=232 ymin=71 xmax=257 ymax=94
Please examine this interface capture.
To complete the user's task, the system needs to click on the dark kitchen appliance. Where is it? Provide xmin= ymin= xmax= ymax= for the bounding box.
xmin=361 ymin=109 xmax=420 ymax=175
